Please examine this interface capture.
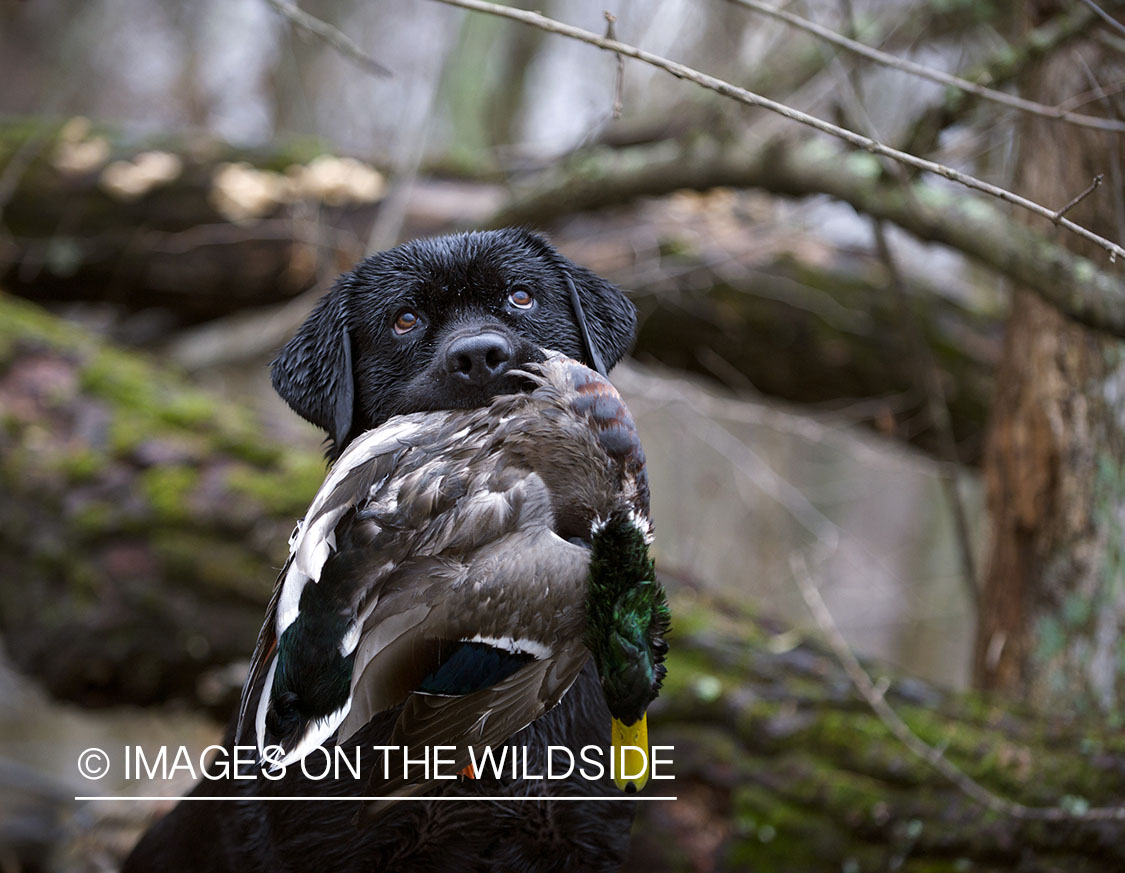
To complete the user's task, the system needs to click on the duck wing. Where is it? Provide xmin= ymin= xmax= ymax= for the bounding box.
xmin=234 ymin=413 xmax=446 ymax=749
xmin=244 ymin=400 xmax=598 ymax=775
xmin=338 ymin=470 xmax=592 ymax=744
xmin=340 ymin=520 xmax=590 ymax=720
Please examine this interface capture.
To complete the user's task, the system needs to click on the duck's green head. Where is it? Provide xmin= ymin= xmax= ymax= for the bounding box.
xmin=585 ymin=508 xmax=670 ymax=793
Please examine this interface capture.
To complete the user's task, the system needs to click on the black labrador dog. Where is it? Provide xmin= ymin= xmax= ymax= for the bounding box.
xmin=125 ymin=229 xmax=640 ymax=873
xmin=272 ymin=228 xmax=635 ymax=459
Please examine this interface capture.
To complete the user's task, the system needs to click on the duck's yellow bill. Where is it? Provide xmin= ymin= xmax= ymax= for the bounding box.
xmin=611 ymin=713 xmax=649 ymax=793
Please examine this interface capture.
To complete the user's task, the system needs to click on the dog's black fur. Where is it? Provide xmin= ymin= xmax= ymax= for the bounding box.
xmin=124 ymin=230 xmax=640 ymax=873
xmin=271 ymin=229 xmax=636 ymax=457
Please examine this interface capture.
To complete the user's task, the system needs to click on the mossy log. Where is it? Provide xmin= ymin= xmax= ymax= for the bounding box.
xmin=1 ymin=120 xmax=999 ymax=462
xmin=633 ymin=595 xmax=1125 ymax=872
xmin=0 ymin=292 xmax=326 ymax=712
xmin=623 ymin=250 xmax=999 ymax=463
xmin=2 ymin=297 xmax=1123 ymax=872
xmin=0 ymin=118 xmax=381 ymax=323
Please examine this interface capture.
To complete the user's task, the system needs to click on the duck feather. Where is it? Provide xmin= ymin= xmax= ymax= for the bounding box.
xmin=238 ymin=353 xmax=650 ymax=803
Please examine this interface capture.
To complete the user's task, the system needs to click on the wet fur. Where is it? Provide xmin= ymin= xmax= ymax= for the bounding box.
xmin=269 ymin=229 xmax=636 ymax=456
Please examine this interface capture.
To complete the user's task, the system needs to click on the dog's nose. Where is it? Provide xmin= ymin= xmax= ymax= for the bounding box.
xmin=444 ymin=333 xmax=513 ymax=385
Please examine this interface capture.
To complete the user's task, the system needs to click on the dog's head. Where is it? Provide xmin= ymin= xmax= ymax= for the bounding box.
xmin=271 ymin=229 xmax=637 ymax=457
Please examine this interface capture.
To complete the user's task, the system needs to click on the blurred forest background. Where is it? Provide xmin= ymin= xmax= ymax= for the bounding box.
xmin=1 ymin=0 xmax=1124 ymax=870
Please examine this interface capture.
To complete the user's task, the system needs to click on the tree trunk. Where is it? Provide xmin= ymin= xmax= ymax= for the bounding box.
xmin=974 ymin=4 xmax=1125 ymax=711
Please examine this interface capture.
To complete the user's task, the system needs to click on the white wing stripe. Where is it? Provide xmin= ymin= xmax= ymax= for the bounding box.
xmin=275 ymin=418 xmax=432 ymax=637
xmin=463 ymin=634 xmax=550 ymax=660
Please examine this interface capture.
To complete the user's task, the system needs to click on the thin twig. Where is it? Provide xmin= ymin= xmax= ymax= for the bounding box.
xmin=1053 ymin=174 xmax=1104 ymax=222
xmin=899 ymin=5 xmax=1099 ymax=157
xmin=727 ymin=0 xmax=1125 ymax=133
xmin=825 ymin=34 xmax=979 ymax=613
xmin=1056 ymin=78 xmax=1125 ymax=112
xmin=432 ymin=0 xmax=1125 ymax=262
xmin=1077 ymin=0 xmax=1125 ymax=39
xmin=874 ymin=221 xmax=980 ymax=614
xmin=790 ymin=552 xmax=1125 ymax=821
xmin=264 ymin=0 xmax=392 ymax=78
xmin=604 ymin=12 xmax=625 ymax=119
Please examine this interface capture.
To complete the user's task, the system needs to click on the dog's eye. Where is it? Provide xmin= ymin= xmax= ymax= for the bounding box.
xmin=508 ymin=288 xmax=534 ymax=310
xmin=393 ymin=310 xmax=420 ymax=335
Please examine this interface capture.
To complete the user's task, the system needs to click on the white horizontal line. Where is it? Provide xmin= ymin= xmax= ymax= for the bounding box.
xmin=76 ymin=795 xmax=677 ymax=802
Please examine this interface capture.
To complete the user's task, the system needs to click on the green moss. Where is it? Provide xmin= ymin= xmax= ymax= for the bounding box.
xmin=659 ymin=647 xmax=743 ymax=700
xmin=728 ymin=782 xmax=847 ymax=868
xmin=80 ymin=351 xmax=160 ymax=410
xmin=150 ymin=531 xmax=271 ymax=598
xmin=0 ymin=331 xmax=15 ymax=369
xmin=70 ymin=500 xmax=118 ymax=536
xmin=108 ymin=410 xmax=151 ymax=455
xmin=0 ymin=292 xmax=93 ymax=350
xmin=212 ymin=424 xmax=282 ymax=466
xmin=74 ymin=334 xmax=274 ymax=467
xmin=53 ymin=447 xmax=108 ymax=483
xmin=140 ymin=465 xmax=200 ymax=523
xmin=158 ymin=392 xmax=215 ymax=429
xmin=225 ymin=452 xmax=323 ymax=516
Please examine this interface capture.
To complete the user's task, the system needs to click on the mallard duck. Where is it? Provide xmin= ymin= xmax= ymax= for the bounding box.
xmin=236 ymin=351 xmax=669 ymax=802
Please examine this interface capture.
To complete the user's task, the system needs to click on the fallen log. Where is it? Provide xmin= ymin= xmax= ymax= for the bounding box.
xmin=1 ymin=297 xmax=1121 ymax=872
xmin=631 ymin=593 xmax=1125 ymax=872
xmin=0 ymin=292 xmax=325 ymax=712
xmin=0 ymin=121 xmax=998 ymax=461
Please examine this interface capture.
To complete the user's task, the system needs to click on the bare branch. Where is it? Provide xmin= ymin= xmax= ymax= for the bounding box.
xmin=874 ymin=221 xmax=979 ymax=612
xmin=604 ymin=12 xmax=625 ymax=120
xmin=489 ymin=141 xmax=1125 ymax=337
xmin=728 ymin=0 xmax=1125 ymax=134
xmin=1077 ymin=0 xmax=1125 ymax=39
xmin=790 ymin=553 xmax=1125 ymax=821
xmin=1053 ymin=173 xmax=1105 ymax=222
xmin=263 ymin=0 xmax=392 ymax=78
xmin=432 ymin=0 xmax=1125 ymax=262
xmin=901 ymin=5 xmax=1100 ymax=156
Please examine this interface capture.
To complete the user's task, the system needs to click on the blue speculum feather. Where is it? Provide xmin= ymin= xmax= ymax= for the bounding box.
xmin=419 ymin=641 xmax=535 ymax=695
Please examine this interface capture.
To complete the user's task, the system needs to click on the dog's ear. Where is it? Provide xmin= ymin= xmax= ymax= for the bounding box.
xmin=519 ymin=230 xmax=637 ymax=371
xmin=560 ymin=259 xmax=637 ymax=373
xmin=270 ymin=279 xmax=356 ymax=453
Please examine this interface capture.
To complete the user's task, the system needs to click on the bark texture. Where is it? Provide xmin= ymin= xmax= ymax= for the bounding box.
xmin=975 ymin=3 xmax=1125 ymax=712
